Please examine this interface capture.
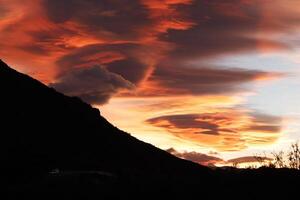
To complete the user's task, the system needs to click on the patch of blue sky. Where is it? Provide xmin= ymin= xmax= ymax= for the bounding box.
xmin=210 ymin=52 xmax=297 ymax=73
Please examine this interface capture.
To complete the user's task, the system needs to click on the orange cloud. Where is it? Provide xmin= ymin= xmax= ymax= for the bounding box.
xmin=0 ymin=1 xmax=297 ymax=154
xmin=141 ymin=0 xmax=194 ymax=35
xmin=0 ymin=0 xmax=295 ymax=100
xmin=146 ymin=110 xmax=282 ymax=151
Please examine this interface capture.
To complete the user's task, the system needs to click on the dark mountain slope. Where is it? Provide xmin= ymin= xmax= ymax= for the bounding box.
xmin=0 ymin=59 xmax=208 ymax=176
xmin=0 ymin=59 xmax=216 ymax=198
xmin=1 ymin=59 xmax=300 ymax=199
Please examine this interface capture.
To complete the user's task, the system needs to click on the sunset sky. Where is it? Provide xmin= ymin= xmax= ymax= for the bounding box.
xmin=1 ymin=0 xmax=300 ymax=166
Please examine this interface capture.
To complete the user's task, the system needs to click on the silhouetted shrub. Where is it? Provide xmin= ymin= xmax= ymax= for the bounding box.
xmin=256 ymin=142 xmax=300 ymax=169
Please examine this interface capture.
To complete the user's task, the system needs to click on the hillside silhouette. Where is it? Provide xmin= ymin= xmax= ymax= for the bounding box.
xmin=0 ymin=59 xmax=299 ymax=199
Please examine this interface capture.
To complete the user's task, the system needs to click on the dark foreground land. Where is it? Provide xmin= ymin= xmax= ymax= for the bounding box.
xmin=1 ymin=59 xmax=299 ymax=199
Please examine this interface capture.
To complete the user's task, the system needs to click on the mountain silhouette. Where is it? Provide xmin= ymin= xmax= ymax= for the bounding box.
xmin=1 ymin=59 xmax=299 ymax=199
xmin=0 ymin=59 xmax=212 ymax=197
xmin=0 ymin=59 xmax=208 ymax=172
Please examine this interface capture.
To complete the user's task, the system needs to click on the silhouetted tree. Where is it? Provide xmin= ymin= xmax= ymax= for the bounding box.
xmin=255 ymin=142 xmax=300 ymax=169
xmin=287 ymin=142 xmax=300 ymax=169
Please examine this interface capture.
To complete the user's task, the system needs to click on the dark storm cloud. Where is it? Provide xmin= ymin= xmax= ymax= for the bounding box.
xmin=42 ymin=0 xmax=151 ymax=39
xmin=14 ymin=24 xmax=78 ymax=56
xmin=143 ymin=65 xmax=280 ymax=96
xmin=20 ymin=44 xmax=51 ymax=56
xmin=50 ymin=66 xmax=134 ymax=104
xmin=159 ymin=0 xmax=289 ymax=60
xmin=166 ymin=148 xmax=224 ymax=166
xmin=2 ymin=0 xmax=293 ymax=105
xmin=37 ymin=0 xmax=282 ymax=105
xmin=56 ymin=43 xmax=150 ymax=85
xmin=107 ymin=58 xmax=150 ymax=84
xmin=0 ymin=5 xmax=9 ymax=18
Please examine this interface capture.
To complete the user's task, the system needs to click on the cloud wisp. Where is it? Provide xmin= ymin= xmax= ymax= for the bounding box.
xmin=167 ymin=148 xmax=273 ymax=167
xmin=166 ymin=148 xmax=224 ymax=166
